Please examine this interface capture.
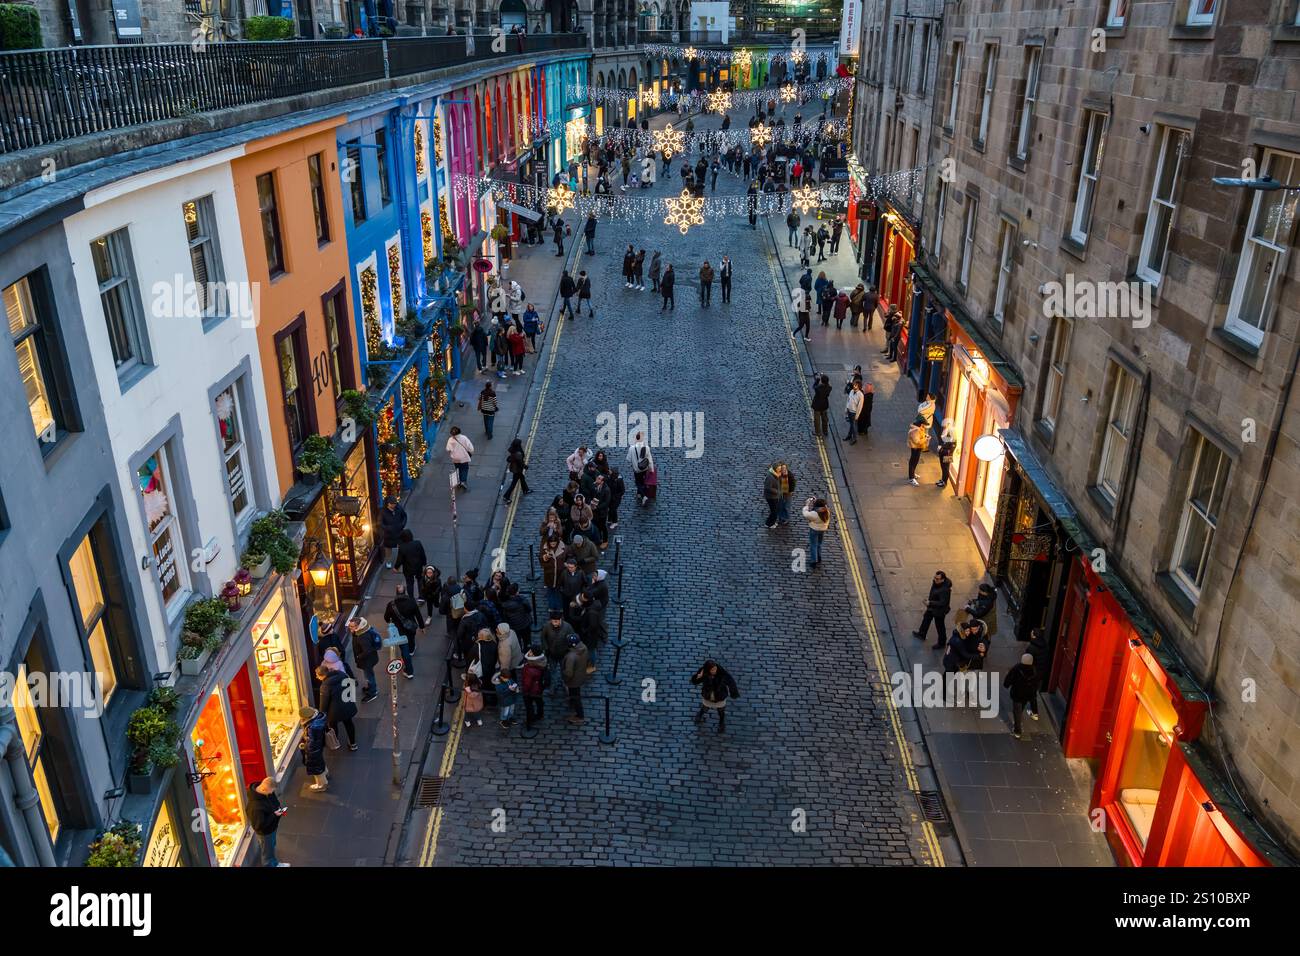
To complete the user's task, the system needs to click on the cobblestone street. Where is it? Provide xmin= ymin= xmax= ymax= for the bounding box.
xmin=417 ymin=110 xmax=938 ymax=866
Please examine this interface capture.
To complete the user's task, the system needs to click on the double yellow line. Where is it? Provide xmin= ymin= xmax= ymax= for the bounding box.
xmin=764 ymin=247 xmax=946 ymax=867
xmin=417 ymin=246 xmax=579 ymax=867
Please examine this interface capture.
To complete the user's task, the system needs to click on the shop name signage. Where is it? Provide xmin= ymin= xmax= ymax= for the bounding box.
xmin=926 ymin=343 xmax=948 ymax=362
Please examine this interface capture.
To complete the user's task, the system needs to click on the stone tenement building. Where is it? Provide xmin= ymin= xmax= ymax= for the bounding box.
xmin=913 ymin=0 xmax=1299 ymax=863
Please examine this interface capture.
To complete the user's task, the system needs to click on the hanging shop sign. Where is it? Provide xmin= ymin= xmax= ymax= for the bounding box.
xmin=472 ymin=257 xmax=494 ymax=273
xmin=926 ymin=342 xmax=948 ymax=362
xmin=1009 ymin=531 xmax=1055 ymax=562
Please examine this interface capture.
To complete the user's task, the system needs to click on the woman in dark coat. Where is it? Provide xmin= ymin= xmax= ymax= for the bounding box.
xmin=379 ymin=496 xmax=407 ymax=568
xmin=298 ymin=707 xmax=329 ymax=790
xmin=418 ymin=565 xmax=442 ymax=620
xmin=503 ymin=438 xmax=530 ymax=502
xmin=690 ymin=660 xmax=740 ymax=734
xmin=317 ymin=664 xmax=358 ymax=751
xmin=856 ymin=383 xmax=874 ymax=436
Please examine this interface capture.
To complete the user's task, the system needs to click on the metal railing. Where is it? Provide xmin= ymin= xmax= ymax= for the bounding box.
xmin=0 ymin=33 xmax=585 ymax=155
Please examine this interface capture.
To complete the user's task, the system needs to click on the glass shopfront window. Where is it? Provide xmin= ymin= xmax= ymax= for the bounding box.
xmin=301 ymin=496 xmax=339 ymax=624
xmin=1116 ymin=667 xmax=1179 ymax=848
xmin=252 ymin=590 xmax=303 ymax=772
xmin=973 ymin=419 xmax=1005 ymax=536
xmin=144 ymin=800 xmax=183 ymax=867
xmin=191 ymin=691 xmax=245 ymax=867
xmin=327 ymin=442 xmax=375 ymax=598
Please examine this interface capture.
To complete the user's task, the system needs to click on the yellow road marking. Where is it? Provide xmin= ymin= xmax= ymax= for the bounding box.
xmin=764 ymin=247 xmax=946 ymax=867
xmin=418 ymin=245 xmax=580 ymax=867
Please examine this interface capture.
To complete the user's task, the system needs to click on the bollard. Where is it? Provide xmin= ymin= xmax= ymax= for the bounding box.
xmin=431 ymin=670 xmax=452 ymax=737
xmin=605 ymin=640 xmax=626 ymax=686
xmin=529 ymin=589 xmax=539 ymax=635
xmin=611 ymin=604 xmax=627 ymax=649
xmin=599 ymin=696 xmax=617 ymax=745
xmin=528 ymin=543 xmax=537 ymax=581
xmin=443 ymin=655 xmax=461 ymax=704
xmin=613 ymin=537 xmax=621 ymax=571
xmin=617 ymin=564 xmax=624 ymax=603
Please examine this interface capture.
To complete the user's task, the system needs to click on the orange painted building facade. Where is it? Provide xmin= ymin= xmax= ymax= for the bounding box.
xmin=231 ymin=119 xmax=361 ymax=495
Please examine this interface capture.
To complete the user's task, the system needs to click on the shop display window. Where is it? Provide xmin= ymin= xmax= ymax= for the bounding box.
xmin=191 ymin=691 xmax=245 ymax=867
xmin=1116 ymin=667 xmax=1179 ymax=848
xmin=328 ymin=441 xmax=375 ymax=595
xmin=144 ymin=800 xmax=182 ymax=867
xmin=302 ymin=497 xmax=339 ymax=624
xmin=253 ymin=591 xmax=303 ymax=772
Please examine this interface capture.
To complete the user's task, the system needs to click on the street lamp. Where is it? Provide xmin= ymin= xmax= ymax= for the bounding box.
xmin=1211 ymin=175 xmax=1300 ymax=191
xmin=973 ymin=433 xmax=1006 ymax=463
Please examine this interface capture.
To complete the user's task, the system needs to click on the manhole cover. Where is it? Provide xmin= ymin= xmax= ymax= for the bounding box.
xmin=916 ymin=790 xmax=949 ymax=824
xmin=415 ymin=775 xmax=445 ymax=809
xmin=876 ymin=549 xmax=902 ymax=569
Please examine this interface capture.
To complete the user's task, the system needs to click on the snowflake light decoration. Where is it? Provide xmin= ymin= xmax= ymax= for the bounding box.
xmin=751 ymin=124 xmax=772 ymax=148
xmin=732 ymin=49 xmax=752 ymax=71
xmin=707 ymin=89 xmax=732 ymax=114
xmin=791 ymin=184 xmax=820 ymax=215
xmin=780 ymin=83 xmax=797 ymax=104
xmin=684 ymin=46 xmax=698 ymax=61
xmin=654 ymin=124 xmax=685 ymax=158
xmin=547 ymin=183 xmax=575 ymax=216
xmin=791 ymin=49 xmax=807 ymax=64
xmin=663 ymin=189 xmax=705 ymax=235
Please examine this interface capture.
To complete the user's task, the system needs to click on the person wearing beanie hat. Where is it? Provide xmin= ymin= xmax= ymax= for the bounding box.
xmin=521 ymin=646 xmax=549 ymax=730
xmin=588 ymin=568 xmax=610 ymax=609
xmin=961 ymin=582 xmax=999 ymax=639
xmin=568 ymin=531 xmax=599 ymax=576
xmin=561 ymin=633 xmax=590 ymax=723
xmin=1003 ymin=652 xmax=1040 ymax=738
xmin=298 ymin=707 xmax=329 ymax=789
xmin=347 ymin=615 xmax=381 ymax=702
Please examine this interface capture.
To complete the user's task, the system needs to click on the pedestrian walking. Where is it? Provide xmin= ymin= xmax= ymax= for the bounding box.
xmin=379 ymin=495 xmax=407 ymax=568
xmin=477 ymin=381 xmax=498 ymax=439
xmin=691 ymin=660 xmax=740 ymax=734
xmin=816 ymin=223 xmax=829 ymax=261
xmin=699 ymin=260 xmax=714 ymax=306
xmin=562 ymin=634 xmax=590 ymax=723
xmin=503 ymin=437 xmax=531 ymax=502
xmin=627 ymin=432 xmax=655 ymax=504
xmin=1025 ymin=627 xmax=1050 ymax=722
xmin=316 ymin=660 xmax=358 ymax=751
xmin=912 ymin=570 xmax=953 ymax=648
xmin=559 ymin=270 xmax=576 ymax=317
xmin=811 ymin=373 xmax=831 ymax=436
xmin=419 ymin=565 xmax=442 ymax=622
xmin=830 ymin=216 xmax=844 ymax=254
xmin=843 ymin=380 xmax=864 ymax=444
xmin=818 ymin=280 xmax=836 ymax=327
xmin=660 ymin=264 xmax=675 ymax=311
xmin=907 ymin=416 xmax=929 ymax=485
xmin=936 ymin=419 xmax=956 ymax=488
xmin=802 ymin=497 xmax=830 ymax=567
xmin=633 ymin=248 xmax=646 ymax=290
xmin=298 ymin=707 xmax=329 ymax=791
xmin=576 ymin=270 xmax=593 ymax=317
xmin=719 ymin=255 xmax=733 ymax=304
xmin=863 ymin=285 xmax=879 ymax=331
xmin=446 ymin=425 xmax=474 ymax=489
xmin=1005 ymin=654 xmax=1039 ymax=738
xmin=792 ymin=286 xmax=811 ymax=339
xmin=384 ymin=583 xmax=424 ymax=676
xmin=552 ymin=215 xmax=565 ymax=256
xmin=622 ymin=244 xmax=636 ymax=288
xmin=799 ymin=225 xmax=815 ymax=266
xmin=649 ymin=251 xmax=662 ymax=292
xmin=522 ymin=304 xmax=541 ymax=352
xmin=247 ymin=777 xmax=289 ymax=866
xmin=833 ymin=288 xmax=849 ymax=329
xmin=347 ymin=616 xmax=381 ymax=701
xmin=470 ymin=321 xmax=489 ymax=371
xmin=786 ymin=209 xmax=801 ymax=247
xmin=583 ymin=211 xmax=597 ymax=254
xmin=393 ymin=528 xmax=426 ymax=600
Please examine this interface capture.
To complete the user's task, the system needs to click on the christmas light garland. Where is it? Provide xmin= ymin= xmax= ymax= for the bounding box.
xmin=360 ymin=266 xmax=382 ymax=354
xmin=642 ymin=43 xmax=827 ymax=67
xmin=570 ymin=76 xmax=850 ymax=112
xmin=400 ymin=367 xmax=426 ymax=480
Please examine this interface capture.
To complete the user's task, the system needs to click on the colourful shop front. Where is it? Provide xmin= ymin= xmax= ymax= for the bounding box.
xmin=876 ymin=203 xmax=916 ymax=357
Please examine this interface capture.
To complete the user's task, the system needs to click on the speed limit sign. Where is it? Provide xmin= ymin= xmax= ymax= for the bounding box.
xmin=386 ymin=660 xmax=404 ymax=675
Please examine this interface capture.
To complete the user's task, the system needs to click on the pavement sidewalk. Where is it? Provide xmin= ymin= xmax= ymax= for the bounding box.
xmin=766 ymin=218 xmax=1112 ymax=866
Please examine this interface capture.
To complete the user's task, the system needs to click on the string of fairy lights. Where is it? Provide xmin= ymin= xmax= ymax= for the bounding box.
xmin=570 ymin=76 xmax=851 ymax=111
xmin=517 ymin=112 xmax=849 ymax=156
xmin=642 ymin=43 xmax=823 ymax=67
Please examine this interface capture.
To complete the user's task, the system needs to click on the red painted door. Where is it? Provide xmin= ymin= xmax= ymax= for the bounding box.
xmin=227 ymin=664 xmax=267 ymax=789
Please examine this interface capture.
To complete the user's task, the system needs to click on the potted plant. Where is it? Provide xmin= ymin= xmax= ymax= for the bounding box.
xmin=340 ymin=389 xmax=377 ymax=430
xmin=126 ymin=704 xmax=180 ymax=793
xmin=247 ymin=510 xmax=299 ymax=575
xmin=295 ymin=434 xmax=345 ymax=485
xmin=241 ymin=550 xmax=272 ymax=579
xmin=86 ymin=821 xmax=143 ymax=867
xmin=179 ymin=598 xmax=235 ymax=675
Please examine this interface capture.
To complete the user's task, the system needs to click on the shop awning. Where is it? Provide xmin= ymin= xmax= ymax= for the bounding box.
xmin=913 ymin=261 xmax=1023 ymax=392
xmin=1001 ymin=428 xmax=1207 ymax=705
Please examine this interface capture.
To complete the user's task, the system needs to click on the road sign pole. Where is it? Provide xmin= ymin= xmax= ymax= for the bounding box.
xmin=449 ymin=470 xmax=462 ymax=580
xmin=388 ymin=650 xmax=402 ymax=786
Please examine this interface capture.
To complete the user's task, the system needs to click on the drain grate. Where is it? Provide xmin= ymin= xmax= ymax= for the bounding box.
xmin=916 ymin=790 xmax=949 ymax=825
xmin=415 ymin=775 xmax=445 ymax=809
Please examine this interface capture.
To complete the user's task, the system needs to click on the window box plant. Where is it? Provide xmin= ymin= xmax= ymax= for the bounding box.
xmin=296 ymin=434 xmax=345 ymax=485
xmin=179 ymin=598 xmax=236 ymax=676
xmin=247 ymin=509 xmax=299 ymax=576
xmin=126 ymin=703 xmax=181 ymax=793
xmin=241 ymin=550 xmax=272 ymax=579
xmin=340 ymin=389 xmax=377 ymax=430
xmin=86 ymin=821 xmax=143 ymax=867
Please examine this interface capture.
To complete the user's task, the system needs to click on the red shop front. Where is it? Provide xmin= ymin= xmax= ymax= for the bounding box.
xmin=1056 ymin=557 xmax=1274 ymax=867
xmin=877 ymin=207 xmax=914 ymax=330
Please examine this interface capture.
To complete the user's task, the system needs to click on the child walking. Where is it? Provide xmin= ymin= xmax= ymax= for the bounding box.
xmin=462 ymin=672 xmax=484 ymax=728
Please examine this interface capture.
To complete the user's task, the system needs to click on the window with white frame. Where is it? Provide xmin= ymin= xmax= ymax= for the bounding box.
xmin=945 ymin=42 xmax=963 ymax=130
xmin=959 ymin=195 xmax=978 ymax=289
xmin=215 ymin=384 xmax=253 ymax=525
xmin=1070 ymin=112 xmax=1108 ymax=244
xmin=91 ymin=229 xmax=149 ymax=374
xmin=1039 ymin=317 xmax=1071 ymax=432
xmin=5 ymin=276 xmax=59 ymax=443
xmin=1014 ymin=46 xmax=1041 ymax=161
xmin=1137 ymin=127 xmax=1190 ymax=285
xmin=932 ymin=180 xmax=947 ymax=262
xmin=1095 ymin=365 xmax=1139 ymax=504
xmin=182 ymin=196 xmax=225 ymax=317
xmin=1106 ymin=0 xmax=1128 ymax=27
xmin=1170 ymin=430 xmax=1229 ymax=599
xmin=1187 ymin=0 xmax=1217 ymax=26
xmin=975 ymin=44 xmax=997 ymax=146
xmin=137 ymin=446 xmax=189 ymax=614
xmin=1224 ymin=149 xmax=1299 ymax=348
xmin=992 ymin=221 xmax=1015 ymax=327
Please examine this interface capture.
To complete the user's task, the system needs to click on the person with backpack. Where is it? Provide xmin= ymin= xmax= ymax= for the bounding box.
xmin=347 ymin=615 xmax=381 ymax=703
xmin=462 ymin=672 xmax=485 ymax=728
xmin=691 ymin=660 xmax=740 ymax=735
xmin=503 ymin=437 xmax=530 ymax=503
xmin=626 ymin=431 xmax=655 ymax=504
xmin=316 ymin=662 xmax=358 ymax=751
xmin=446 ymin=425 xmax=474 ymax=490
xmin=499 ymin=582 xmax=532 ymax=644
xmin=521 ymin=646 xmax=548 ymax=729
xmin=298 ymin=706 xmax=330 ymax=791
xmin=393 ymin=529 xmax=426 ymax=601
xmin=384 ymin=584 xmax=425 ymax=678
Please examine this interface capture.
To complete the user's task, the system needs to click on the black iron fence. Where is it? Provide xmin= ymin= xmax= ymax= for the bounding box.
xmin=0 ymin=33 xmax=586 ymax=156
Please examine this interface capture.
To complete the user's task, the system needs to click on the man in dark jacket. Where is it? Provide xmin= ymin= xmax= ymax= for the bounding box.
xmin=690 ymin=659 xmax=739 ymax=734
xmin=811 ymin=374 xmax=832 ymax=437
xmin=562 ymin=634 xmax=590 ymax=723
xmin=499 ymin=582 xmax=533 ymax=644
xmin=380 ymin=496 xmax=407 ymax=569
xmin=1025 ymin=627 xmax=1051 ymax=721
xmin=719 ymin=255 xmax=733 ymax=304
xmin=469 ymin=323 xmax=489 ymax=371
xmin=247 ymin=777 xmax=288 ymax=866
xmin=298 ymin=707 xmax=329 ymax=790
xmin=541 ymin=608 xmax=577 ymax=696
xmin=913 ymin=570 xmax=953 ymax=649
xmin=559 ymin=270 xmax=576 ymax=317
xmin=862 ymin=285 xmax=879 ymax=331
xmin=606 ymin=469 xmax=626 ymax=529
xmin=572 ymin=590 xmax=607 ymax=672
xmin=1004 ymin=653 xmax=1039 ymax=738
xmin=659 ymin=265 xmax=675 ymax=311
xmin=347 ymin=615 xmax=381 ymax=702
xmin=384 ymin=584 xmax=425 ymax=677
xmin=393 ymin=529 xmax=426 ymax=600
xmin=456 ymin=604 xmax=490 ymax=668
xmin=583 ymin=212 xmax=597 ymax=254
xmin=576 ymin=270 xmax=593 ymax=317
xmin=857 ymin=382 xmax=874 ymax=437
